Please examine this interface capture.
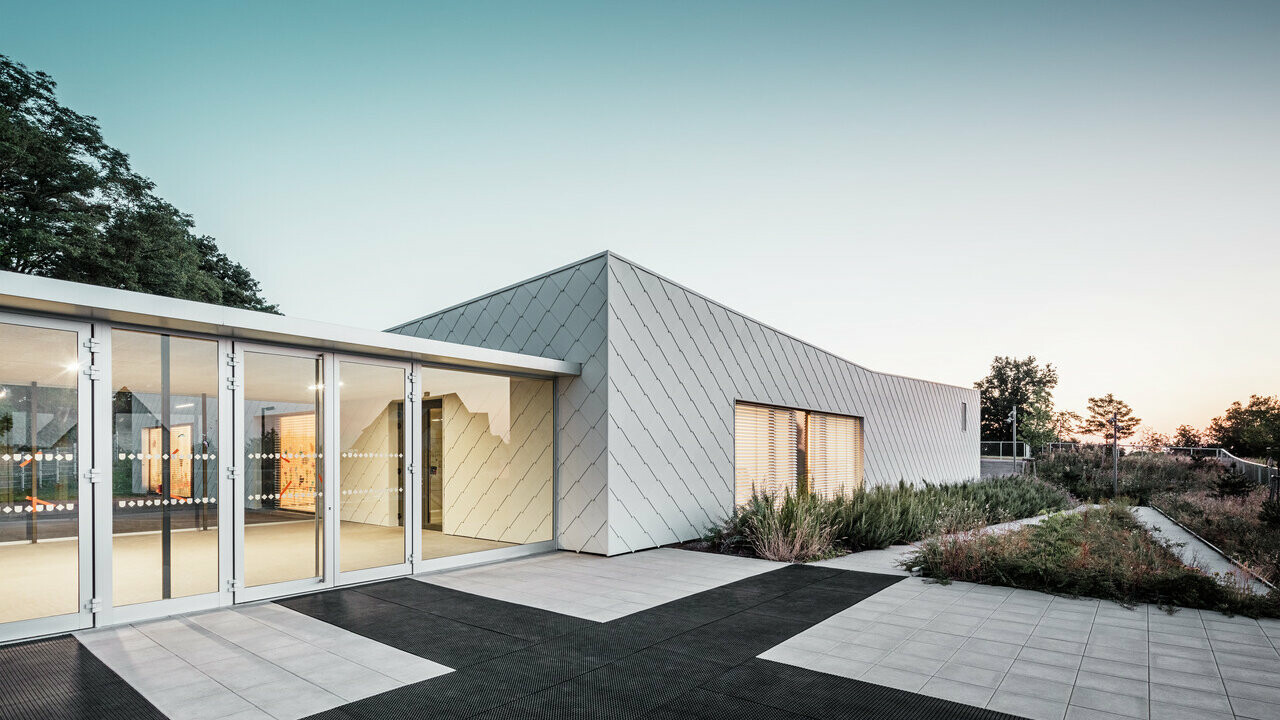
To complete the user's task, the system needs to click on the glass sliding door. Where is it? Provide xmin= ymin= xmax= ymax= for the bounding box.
xmin=109 ymin=330 xmax=222 ymax=610
xmin=416 ymin=367 xmax=553 ymax=565
xmin=336 ymin=359 xmax=410 ymax=581
xmin=237 ymin=347 xmax=326 ymax=598
xmin=0 ymin=314 xmax=93 ymax=641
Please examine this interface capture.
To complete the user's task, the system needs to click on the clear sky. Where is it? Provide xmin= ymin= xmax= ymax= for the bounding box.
xmin=2 ymin=1 xmax=1276 ymax=437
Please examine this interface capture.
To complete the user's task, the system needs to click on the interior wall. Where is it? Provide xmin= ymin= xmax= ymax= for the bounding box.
xmin=339 ymin=402 xmax=401 ymax=526
xmin=440 ymin=378 xmax=553 ymax=544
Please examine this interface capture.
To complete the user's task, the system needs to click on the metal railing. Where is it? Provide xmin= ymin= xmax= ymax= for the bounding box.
xmin=1043 ymin=443 xmax=1275 ymax=486
xmin=980 ymin=441 xmax=1030 ymax=459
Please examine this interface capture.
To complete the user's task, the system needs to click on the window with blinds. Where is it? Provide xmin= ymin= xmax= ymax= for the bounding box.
xmin=733 ymin=402 xmax=864 ymax=506
xmin=806 ymin=412 xmax=864 ymax=498
xmin=733 ymin=403 xmax=803 ymax=506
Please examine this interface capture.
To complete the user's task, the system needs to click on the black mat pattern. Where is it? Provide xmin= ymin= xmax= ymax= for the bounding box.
xmin=0 ymin=635 xmax=166 ymax=720
xmin=290 ymin=564 xmax=1029 ymax=720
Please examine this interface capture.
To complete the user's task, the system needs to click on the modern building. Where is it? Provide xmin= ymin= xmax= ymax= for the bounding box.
xmin=0 ymin=251 xmax=976 ymax=643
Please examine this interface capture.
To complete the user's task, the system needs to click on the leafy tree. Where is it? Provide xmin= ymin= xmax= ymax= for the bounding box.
xmin=1081 ymin=394 xmax=1141 ymax=442
xmin=974 ymin=356 xmax=1059 ymax=448
xmin=1172 ymin=424 xmax=1203 ymax=448
xmin=1051 ymin=411 xmax=1083 ymax=443
xmin=1137 ymin=429 xmax=1170 ymax=451
xmin=1207 ymin=395 xmax=1280 ymax=459
xmin=0 ymin=54 xmax=277 ymax=312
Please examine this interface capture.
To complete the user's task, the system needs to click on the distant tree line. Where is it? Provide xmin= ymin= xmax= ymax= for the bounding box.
xmin=0 ymin=54 xmax=276 ymax=312
xmin=975 ymin=356 xmax=1278 ymax=460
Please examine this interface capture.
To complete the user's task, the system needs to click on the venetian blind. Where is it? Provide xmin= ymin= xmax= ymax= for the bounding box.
xmin=806 ymin=412 xmax=864 ymax=499
xmin=733 ymin=403 xmax=801 ymax=506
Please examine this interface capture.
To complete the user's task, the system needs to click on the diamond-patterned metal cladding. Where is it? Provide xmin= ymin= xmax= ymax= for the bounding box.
xmin=390 ymin=252 xmax=979 ymax=556
xmin=390 ymin=255 xmax=611 ymax=554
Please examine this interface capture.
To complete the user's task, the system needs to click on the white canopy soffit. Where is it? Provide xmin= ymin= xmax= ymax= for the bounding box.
xmin=0 ymin=271 xmax=580 ymax=378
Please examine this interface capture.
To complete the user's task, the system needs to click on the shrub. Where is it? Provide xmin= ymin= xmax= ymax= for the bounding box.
xmin=704 ymin=476 xmax=1074 ymax=560
xmin=707 ymin=491 xmax=839 ymax=562
xmin=903 ymin=504 xmax=1279 ymax=617
xmin=1211 ymin=464 xmax=1258 ymax=498
xmin=1260 ymin=497 xmax=1280 ymax=527
xmin=1037 ymin=445 xmax=1209 ymax=503
xmin=1153 ymin=486 xmax=1279 ymax=584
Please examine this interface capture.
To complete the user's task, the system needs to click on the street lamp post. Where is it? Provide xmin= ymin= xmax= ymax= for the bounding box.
xmin=1112 ymin=411 xmax=1119 ymax=496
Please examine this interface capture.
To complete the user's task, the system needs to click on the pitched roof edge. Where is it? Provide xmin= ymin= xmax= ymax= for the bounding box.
xmin=385 ymin=250 xmax=610 ymax=333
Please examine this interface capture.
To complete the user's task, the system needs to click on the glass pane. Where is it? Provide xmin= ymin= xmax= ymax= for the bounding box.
xmin=338 ymin=361 xmax=405 ymax=572
xmin=734 ymin=403 xmax=805 ymax=505
xmin=0 ymin=321 xmax=81 ymax=623
xmin=243 ymin=352 xmax=324 ymax=587
xmin=111 ymin=330 xmax=220 ymax=606
xmin=419 ymin=368 xmax=552 ymax=560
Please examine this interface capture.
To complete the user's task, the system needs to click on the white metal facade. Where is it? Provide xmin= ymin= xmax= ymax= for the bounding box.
xmin=390 ymin=252 xmax=980 ymax=556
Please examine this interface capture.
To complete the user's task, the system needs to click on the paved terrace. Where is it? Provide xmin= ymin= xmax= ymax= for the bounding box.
xmin=1 ymin=549 xmax=1276 ymax=720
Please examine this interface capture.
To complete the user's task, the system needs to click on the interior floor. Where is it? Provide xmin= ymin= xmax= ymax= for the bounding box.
xmin=0 ymin=522 xmax=521 ymax=624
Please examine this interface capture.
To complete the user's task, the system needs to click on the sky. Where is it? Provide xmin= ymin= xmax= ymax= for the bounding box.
xmin=2 ymin=1 xmax=1277 ymax=437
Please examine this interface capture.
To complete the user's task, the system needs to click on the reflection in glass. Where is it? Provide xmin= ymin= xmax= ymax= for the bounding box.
xmin=0 ymin=321 xmax=80 ymax=623
xmin=419 ymin=368 xmax=552 ymax=560
xmin=243 ymin=352 xmax=324 ymax=587
xmin=338 ymin=362 xmax=405 ymax=572
xmin=111 ymin=331 xmax=220 ymax=606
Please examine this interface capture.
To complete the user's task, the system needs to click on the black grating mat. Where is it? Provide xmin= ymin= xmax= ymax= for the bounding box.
xmin=290 ymin=566 xmax=1029 ymax=720
xmin=0 ymin=635 xmax=166 ymax=720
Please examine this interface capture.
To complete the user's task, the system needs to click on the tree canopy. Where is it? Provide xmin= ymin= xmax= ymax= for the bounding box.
xmin=1208 ymin=395 xmax=1280 ymax=459
xmin=0 ymin=54 xmax=277 ymax=312
xmin=1081 ymin=394 xmax=1141 ymax=442
xmin=974 ymin=356 xmax=1059 ymax=447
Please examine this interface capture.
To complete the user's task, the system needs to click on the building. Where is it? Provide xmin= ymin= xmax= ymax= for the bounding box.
xmin=0 ymin=251 xmax=976 ymax=643
xmin=389 ymin=252 xmax=979 ymax=556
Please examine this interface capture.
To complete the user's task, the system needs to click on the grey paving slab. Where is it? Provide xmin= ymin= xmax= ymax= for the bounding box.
xmin=418 ymin=548 xmax=784 ymax=621
xmin=77 ymin=603 xmax=449 ymax=720
xmin=759 ymin=575 xmax=1280 ymax=720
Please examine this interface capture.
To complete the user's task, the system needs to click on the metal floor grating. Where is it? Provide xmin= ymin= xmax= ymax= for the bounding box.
xmin=290 ymin=564 xmax=1027 ymax=720
xmin=0 ymin=634 xmax=166 ymax=720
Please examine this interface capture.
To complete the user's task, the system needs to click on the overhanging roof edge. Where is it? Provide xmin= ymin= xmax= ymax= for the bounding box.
xmin=0 ymin=272 xmax=580 ymax=378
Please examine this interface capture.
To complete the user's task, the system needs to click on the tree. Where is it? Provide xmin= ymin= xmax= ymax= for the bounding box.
xmin=1051 ymin=411 xmax=1083 ymax=443
xmin=1137 ymin=429 xmax=1170 ymax=452
xmin=1172 ymin=425 xmax=1203 ymax=448
xmin=974 ymin=356 xmax=1059 ymax=448
xmin=1081 ymin=394 xmax=1141 ymax=442
xmin=0 ymin=54 xmax=277 ymax=312
xmin=1207 ymin=395 xmax=1280 ymax=459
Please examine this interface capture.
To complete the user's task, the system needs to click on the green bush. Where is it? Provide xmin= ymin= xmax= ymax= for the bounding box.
xmin=904 ymin=504 xmax=1279 ymax=617
xmin=705 ymin=490 xmax=838 ymax=562
xmin=1037 ymin=446 xmax=1209 ymax=503
xmin=1260 ymin=497 xmax=1280 ymax=527
xmin=705 ymin=475 xmax=1074 ymax=560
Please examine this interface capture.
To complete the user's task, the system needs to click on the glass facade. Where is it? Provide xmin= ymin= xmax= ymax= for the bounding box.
xmin=734 ymin=402 xmax=864 ymax=505
xmin=111 ymin=330 xmax=220 ymax=606
xmin=0 ymin=315 xmax=557 ymax=641
xmin=419 ymin=367 xmax=553 ymax=560
xmin=242 ymin=350 xmax=325 ymax=588
xmin=0 ymin=320 xmax=82 ymax=624
xmin=338 ymin=360 xmax=407 ymax=573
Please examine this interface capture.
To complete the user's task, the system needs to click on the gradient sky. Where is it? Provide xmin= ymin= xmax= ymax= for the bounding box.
xmin=2 ymin=1 xmax=1277 ymax=437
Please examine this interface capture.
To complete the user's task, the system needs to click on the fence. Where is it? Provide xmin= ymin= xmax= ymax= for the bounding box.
xmin=1044 ymin=443 xmax=1276 ymax=487
xmin=980 ymin=441 xmax=1030 ymax=459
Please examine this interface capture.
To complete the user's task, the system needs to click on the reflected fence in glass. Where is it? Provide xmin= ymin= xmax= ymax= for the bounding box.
xmin=242 ymin=351 xmax=324 ymax=587
xmin=0 ymin=321 xmax=82 ymax=624
xmin=338 ymin=361 xmax=407 ymax=573
xmin=110 ymin=330 xmax=220 ymax=606
xmin=418 ymin=367 xmax=553 ymax=561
